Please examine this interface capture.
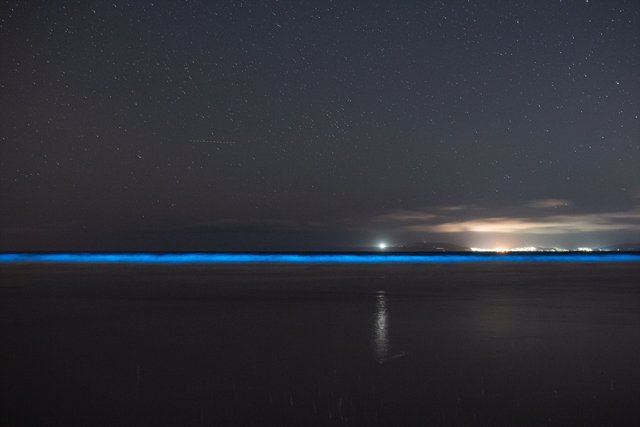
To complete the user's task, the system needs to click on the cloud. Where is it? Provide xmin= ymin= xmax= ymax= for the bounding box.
xmin=527 ymin=198 xmax=573 ymax=209
xmin=410 ymin=213 xmax=640 ymax=234
xmin=377 ymin=206 xmax=640 ymax=235
xmin=373 ymin=210 xmax=438 ymax=222
xmin=437 ymin=205 xmax=470 ymax=212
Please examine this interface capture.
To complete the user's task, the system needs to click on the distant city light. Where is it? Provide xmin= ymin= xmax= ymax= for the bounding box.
xmin=470 ymin=246 xmax=591 ymax=253
xmin=471 ymin=246 xmax=539 ymax=252
xmin=378 ymin=242 xmax=387 ymax=250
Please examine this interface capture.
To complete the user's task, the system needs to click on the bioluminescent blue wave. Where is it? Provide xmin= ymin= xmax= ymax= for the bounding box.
xmin=1 ymin=252 xmax=639 ymax=264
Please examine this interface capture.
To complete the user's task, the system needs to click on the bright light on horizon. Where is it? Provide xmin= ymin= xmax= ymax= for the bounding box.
xmin=378 ymin=242 xmax=387 ymax=250
xmin=471 ymin=246 xmax=539 ymax=252
xmin=469 ymin=246 xmax=593 ymax=253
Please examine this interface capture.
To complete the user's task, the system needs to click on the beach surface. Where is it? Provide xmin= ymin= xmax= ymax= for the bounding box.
xmin=2 ymin=262 xmax=640 ymax=426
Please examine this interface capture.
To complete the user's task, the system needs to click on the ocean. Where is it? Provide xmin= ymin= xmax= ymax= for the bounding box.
xmin=1 ymin=256 xmax=640 ymax=426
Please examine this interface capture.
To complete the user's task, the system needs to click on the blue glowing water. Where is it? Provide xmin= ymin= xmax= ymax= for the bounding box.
xmin=1 ymin=252 xmax=639 ymax=264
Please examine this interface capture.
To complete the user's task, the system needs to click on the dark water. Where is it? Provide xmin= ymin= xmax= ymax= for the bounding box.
xmin=1 ymin=263 xmax=640 ymax=426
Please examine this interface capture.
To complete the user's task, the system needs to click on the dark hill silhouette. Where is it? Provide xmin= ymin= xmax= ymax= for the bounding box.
xmin=389 ymin=242 xmax=471 ymax=252
xmin=603 ymin=243 xmax=640 ymax=251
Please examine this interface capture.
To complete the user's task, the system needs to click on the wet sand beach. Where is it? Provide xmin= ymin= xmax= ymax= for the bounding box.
xmin=2 ymin=262 xmax=640 ymax=426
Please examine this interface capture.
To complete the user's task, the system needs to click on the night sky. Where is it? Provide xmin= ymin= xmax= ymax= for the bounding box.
xmin=1 ymin=0 xmax=639 ymax=251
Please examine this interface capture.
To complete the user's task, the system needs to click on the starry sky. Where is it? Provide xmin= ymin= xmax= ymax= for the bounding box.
xmin=1 ymin=0 xmax=639 ymax=251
